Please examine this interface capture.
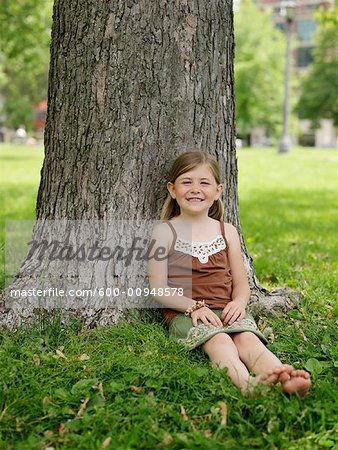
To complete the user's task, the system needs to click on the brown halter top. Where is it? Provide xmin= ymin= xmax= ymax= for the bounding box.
xmin=162 ymin=220 xmax=233 ymax=324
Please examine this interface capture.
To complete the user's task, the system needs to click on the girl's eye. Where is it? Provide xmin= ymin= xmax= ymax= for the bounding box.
xmin=182 ymin=181 xmax=191 ymax=185
xmin=201 ymin=182 xmax=211 ymax=185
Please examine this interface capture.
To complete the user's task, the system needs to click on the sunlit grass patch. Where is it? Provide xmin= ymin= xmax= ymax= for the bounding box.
xmin=0 ymin=144 xmax=337 ymax=448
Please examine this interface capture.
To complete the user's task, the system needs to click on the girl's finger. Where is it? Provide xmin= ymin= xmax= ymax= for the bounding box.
xmin=222 ymin=311 xmax=230 ymax=323
xmin=215 ymin=317 xmax=223 ymax=327
xmin=211 ymin=317 xmax=221 ymax=327
xmin=225 ymin=311 xmax=234 ymax=324
xmin=202 ymin=318 xmax=212 ymax=327
xmin=233 ymin=311 xmax=243 ymax=324
xmin=221 ymin=306 xmax=231 ymax=320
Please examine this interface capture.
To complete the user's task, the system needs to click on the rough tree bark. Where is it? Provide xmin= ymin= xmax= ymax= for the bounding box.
xmin=1 ymin=0 xmax=298 ymax=330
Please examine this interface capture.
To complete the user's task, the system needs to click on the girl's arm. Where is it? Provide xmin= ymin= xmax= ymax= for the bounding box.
xmin=148 ymin=223 xmax=223 ymax=328
xmin=148 ymin=223 xmax=198 ymax=312
xmin=221 ymin=223 xmax=251 ymax=325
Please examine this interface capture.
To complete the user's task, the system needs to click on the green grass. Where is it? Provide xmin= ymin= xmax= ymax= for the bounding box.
xmin=0 ymin=144 xmax=44 ymax=288
xmin=0 ymin=144 xmax=338 ymax=449
xmin=238 ymin=148 xmax=338 ymax=316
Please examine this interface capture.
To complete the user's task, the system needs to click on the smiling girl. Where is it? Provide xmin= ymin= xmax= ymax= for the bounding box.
xmin=148 ymin=150 xmax=311 ymax=397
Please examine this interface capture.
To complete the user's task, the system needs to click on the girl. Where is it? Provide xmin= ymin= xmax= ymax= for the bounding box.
xmin=148 ymin=150 xmax=311 ymax=397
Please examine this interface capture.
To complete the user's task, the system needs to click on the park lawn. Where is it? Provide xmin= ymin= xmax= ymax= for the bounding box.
xmin=0 ymin=143 xmax=337 ymax=449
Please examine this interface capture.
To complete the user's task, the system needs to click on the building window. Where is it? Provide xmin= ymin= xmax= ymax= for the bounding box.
xmin=298 ymin=19 xmax=317 ymax=42
xmin=297 ymin=47 xmax=314 ymax=67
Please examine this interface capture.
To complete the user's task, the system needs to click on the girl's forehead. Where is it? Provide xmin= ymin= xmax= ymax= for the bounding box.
xmin=178 ymin=164 xmax=215 ymax=179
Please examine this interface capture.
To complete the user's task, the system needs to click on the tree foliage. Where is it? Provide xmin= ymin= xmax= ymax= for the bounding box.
xmin=0 ymin=0 xmax=53 ymax=131
xmin=234 ymin=0 xmax=285 ymax=138
xmin=297 ymin=6 xmax=338 ymax=127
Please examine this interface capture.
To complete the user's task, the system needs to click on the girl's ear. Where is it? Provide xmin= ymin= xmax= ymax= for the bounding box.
xmin=215 ymin=183 xmax=223 ymax=200
xmin=167 ymin=181 xmax=176 ymax=199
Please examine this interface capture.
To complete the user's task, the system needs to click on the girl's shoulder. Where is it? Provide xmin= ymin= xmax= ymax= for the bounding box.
xmin=221 ymin=222 xmax=240 ymax=243
xmin=150 ymin=221 xmax=174 ymax=248
xmin=222 ymin=222 xmax=238 ymax=233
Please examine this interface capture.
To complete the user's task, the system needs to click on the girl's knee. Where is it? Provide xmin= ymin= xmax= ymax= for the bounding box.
xmin=232 ymin=331 xmax=261 ymax=345
xmin=202 ymin=332 xmax=233 ymax=352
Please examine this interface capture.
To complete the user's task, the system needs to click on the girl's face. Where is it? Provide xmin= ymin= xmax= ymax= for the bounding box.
xmin=167 ymin=164 xmax=222 ymax=217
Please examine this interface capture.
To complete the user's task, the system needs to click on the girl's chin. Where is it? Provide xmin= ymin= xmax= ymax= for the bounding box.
xmin=179 ymin=206 xmax=211 ymax=215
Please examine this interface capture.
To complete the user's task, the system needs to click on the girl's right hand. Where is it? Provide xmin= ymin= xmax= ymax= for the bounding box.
xmin=190 ymin=307 xmax=223 ymax=328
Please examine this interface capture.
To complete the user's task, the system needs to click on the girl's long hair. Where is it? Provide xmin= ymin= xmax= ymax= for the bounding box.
xmin=160 ymin=150 xmax=224 ymax=221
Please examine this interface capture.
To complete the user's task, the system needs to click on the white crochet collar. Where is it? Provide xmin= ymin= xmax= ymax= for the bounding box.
xmin=174 ymin=235 xmax=226 ymax=263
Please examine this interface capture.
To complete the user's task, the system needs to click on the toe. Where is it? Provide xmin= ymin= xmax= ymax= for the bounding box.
xmin=274 ymin=364 xmax=294 ymax=374
xmin=291 ymin=369 xmax=310 ymax=379
xmin=279 ymin=372 xmax=291 ymax=383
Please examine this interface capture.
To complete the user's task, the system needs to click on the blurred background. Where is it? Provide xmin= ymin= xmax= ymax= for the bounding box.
xmin=0 ymin=0 xmax=337 ymax=149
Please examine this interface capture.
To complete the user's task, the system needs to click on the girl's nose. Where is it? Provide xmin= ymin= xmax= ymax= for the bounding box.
xmin=190 ymin=184 xmax=201 ymax=192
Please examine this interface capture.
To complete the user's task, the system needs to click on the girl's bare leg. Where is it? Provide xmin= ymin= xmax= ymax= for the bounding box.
xmin=232 ymin=332 xmax=285 ymax=375
xmin=232 ymin=332 xmax=311 ymax=397
xmin=202 ymin=333 xmax=260 ymax=393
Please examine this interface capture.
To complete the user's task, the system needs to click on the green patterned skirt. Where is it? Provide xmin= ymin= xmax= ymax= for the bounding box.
xmin=168 ymin=309 xmax=268 ymax=350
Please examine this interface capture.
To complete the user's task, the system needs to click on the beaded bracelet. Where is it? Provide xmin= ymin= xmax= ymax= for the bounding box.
xmin=184 ymin=300 xmax=209 ymax=317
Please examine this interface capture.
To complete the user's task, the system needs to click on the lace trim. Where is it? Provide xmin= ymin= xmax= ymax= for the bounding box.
xmin=174 ymin=235 xmax=226 ymax=263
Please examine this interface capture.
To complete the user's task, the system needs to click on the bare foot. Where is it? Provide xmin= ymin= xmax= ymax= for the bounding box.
xmin=256 ymin=364 xmax=296 ymax=385
xmin=271 ymin=364 xmax=294 ymax=383
xmin=281 ymin=369 xmax=311 ymax=398
xmin=243 ymin=368 xmax=282 ymax=397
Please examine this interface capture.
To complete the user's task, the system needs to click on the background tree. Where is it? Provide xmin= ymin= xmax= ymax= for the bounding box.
xmin=297 ymin=5 xmax=338 ymax=128
xmin=1 ymin=0 xmax=297 ymax=330
xmin=0 ymin=0 xmax=53 ymax=131
xmin=234 ymin=0 xmax=285 ymax=141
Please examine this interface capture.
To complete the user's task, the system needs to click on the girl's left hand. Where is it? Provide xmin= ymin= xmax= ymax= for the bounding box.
xmin=221 ymin=301 xmax=246 ymax=325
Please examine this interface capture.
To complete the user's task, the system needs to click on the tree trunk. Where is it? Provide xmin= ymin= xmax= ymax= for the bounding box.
xmin=1 ymin=0 xmax=298 ymax=330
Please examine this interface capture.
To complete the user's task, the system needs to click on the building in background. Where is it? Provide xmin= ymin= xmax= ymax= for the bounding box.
xmin=252 ymin=0 xmax=337 ymax=147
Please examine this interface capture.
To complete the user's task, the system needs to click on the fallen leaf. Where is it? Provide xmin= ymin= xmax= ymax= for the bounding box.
xmin=101 ymin=437 xmax=112 ymax=448
xmin=33 ymin=354 xmax=41 ymax=366
xmin=220 ymin=401 xmax=227 ymax=426
xmin=180 ymin=405 xmax=189 ymax=421
xmin=79 ymin=354 xmax=90 ymax=361
xmin=43 ymin=430 xmax=54 ymax=439
xmin=204 ymin=429 xmax=212 ymax=438
xmin=299 ymin=329 xmax=308 ymax=341
xmin=98 ymin=382 xmax=105 ymax=399
xmin=161 ymin=431 xmax=173 ymax=446
xmin=130 ymin=385 xmax=143 ymax=393
xmin=192 ymin=413 xmax=212 ymax=424
xmin=16 ymin=417 xmax=22 ymax=432
xmin=54 ymin=349 xmax=67 ymax=360
xmin=77 ymin=397 xmax=90 ymax=417
xmin=58 ymin=423 xmax=69 ymax=435
xmin=128 ymin=345 xmax=133 ymax=352
xmin=42 ymin=396 xmax=52 ymax=406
